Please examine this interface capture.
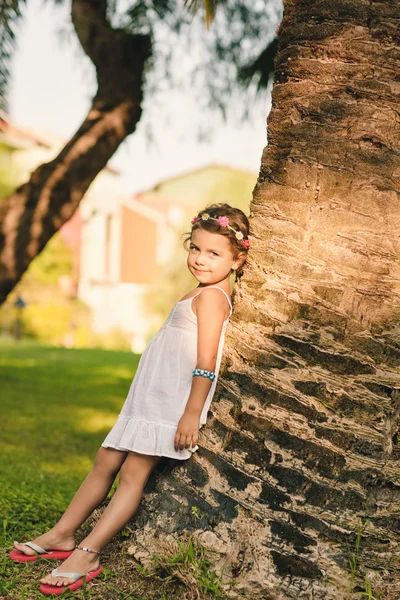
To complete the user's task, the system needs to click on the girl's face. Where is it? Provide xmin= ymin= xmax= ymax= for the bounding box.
xmin=187 ymin=227 xmax=243 ymax=285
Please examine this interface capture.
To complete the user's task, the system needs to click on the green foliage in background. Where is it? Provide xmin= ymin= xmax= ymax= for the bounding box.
xmin=27 ymin=232 xmax=73 ymax=285
xmin=149 ymin=165 xmax=255 ymax=210
xmin=0 ymin=142 xmax=20 ymax=199
xmin=0 ymin=231 xmax=92 ymax=345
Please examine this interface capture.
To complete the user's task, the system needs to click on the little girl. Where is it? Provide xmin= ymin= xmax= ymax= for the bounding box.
xmin=10 ymin=202 xmax=250 ymax=596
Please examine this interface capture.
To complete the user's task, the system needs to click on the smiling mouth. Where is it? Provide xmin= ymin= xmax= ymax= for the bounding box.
xmin=194 ymin=268 xmax=207 ymax=273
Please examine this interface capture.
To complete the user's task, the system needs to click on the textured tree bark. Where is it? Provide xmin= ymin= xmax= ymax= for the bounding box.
xmin=128 ymin=1 xmax=400 ymax=598
xmin=0 ymin=0 xmax=151 ymax=304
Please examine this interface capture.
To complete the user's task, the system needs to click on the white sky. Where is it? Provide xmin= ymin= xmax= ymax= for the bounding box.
xmin=9 ymin=0 xmax=272 ymax=195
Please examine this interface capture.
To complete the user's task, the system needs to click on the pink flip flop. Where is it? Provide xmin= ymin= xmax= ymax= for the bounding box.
xmin=9 ymin=541 xmax=75 ymax=563
xmin=39 ymin=565 xmax=103 ymax=596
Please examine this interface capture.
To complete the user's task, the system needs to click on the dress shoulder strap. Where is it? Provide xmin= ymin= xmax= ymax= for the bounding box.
xmin=197 ymin=285 xmax=233 ymax=316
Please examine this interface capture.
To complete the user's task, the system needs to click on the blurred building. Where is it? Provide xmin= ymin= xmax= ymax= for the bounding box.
xmin=78 ymin=194 xmax=178 ymax=352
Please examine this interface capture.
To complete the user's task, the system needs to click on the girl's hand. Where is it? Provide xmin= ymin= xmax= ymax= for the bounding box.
xmin=174 ymin=411 xmax=200 ymax=451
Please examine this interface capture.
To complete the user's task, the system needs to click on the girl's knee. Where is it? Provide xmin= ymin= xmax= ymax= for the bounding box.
xmin=119 ymin=452 xmax=160 ymax=486
xmin=93 ymin=447 xmax=127 ymax=478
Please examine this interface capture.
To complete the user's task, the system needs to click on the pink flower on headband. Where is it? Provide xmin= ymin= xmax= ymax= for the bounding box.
xmin=191 ymin=216 xmax=199 ymax=224
xmin=218 ymin=216 xmax=229 ymax=227
xmin=243 ymin=239 xmax=250 ymax=249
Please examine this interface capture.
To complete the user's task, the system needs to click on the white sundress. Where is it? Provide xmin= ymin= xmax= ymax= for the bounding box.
xmin=101 ymin=285 xmax=233 ymax=460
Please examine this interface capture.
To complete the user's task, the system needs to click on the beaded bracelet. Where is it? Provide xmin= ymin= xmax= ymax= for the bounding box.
xmin=192 ymin=368 xmax=216 ymax=382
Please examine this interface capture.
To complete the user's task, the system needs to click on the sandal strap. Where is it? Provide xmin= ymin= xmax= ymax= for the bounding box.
xmin=75 ymin=544 xmax=101 ymax=555
xmin=24 ymin=541 xmax=47 ymax=554
xmin=51 ymin=567 xmax=84 ymax=581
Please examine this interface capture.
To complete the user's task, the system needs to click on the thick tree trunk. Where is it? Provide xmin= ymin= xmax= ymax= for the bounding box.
xmin=0 ymin=0 xmax=150 ymax=304
xmin=129 ymin=1 xmax=400 ymax=599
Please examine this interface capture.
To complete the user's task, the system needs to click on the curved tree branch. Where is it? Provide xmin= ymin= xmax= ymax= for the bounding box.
xmin=0 ymin=0 xmax=151 ymax=304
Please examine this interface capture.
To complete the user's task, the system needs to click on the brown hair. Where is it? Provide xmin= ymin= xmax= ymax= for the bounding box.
xmin=182 ymin=203 xmax=250 ymax=277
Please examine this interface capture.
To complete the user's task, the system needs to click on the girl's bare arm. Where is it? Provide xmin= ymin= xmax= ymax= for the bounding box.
xmin=174 ymin=289 xmax=228 ymax=451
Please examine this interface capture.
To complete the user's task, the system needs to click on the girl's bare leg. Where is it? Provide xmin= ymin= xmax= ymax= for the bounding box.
xmin=13 ymin=447 xmax=128 ymax=556
xmin=41 ymin=450 xmax=161 ymax=587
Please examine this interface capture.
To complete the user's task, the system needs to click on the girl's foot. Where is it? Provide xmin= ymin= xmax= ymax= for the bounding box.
xmin=40 ymin=546 xmax=100 ymax=587
xmin=13 ymin=529 xmax=75 ymax=557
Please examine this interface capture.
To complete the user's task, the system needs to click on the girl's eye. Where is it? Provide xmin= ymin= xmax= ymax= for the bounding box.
xmin=211 ymin=252 xmax=219 ymax=256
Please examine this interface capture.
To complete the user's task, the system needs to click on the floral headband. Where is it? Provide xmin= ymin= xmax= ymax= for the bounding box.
xmin=191 ymin=213 xmax=250 ymax=249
